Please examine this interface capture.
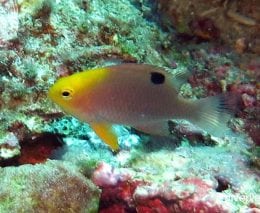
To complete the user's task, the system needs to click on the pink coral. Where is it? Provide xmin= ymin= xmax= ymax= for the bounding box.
xmin=96 ymin=169 xmax=233 ymax=213
xmin=178 ymin=178 xmax=227 ymax=213
xmin=92 ymin=162 xmax=131 ymax=187
xmin=134 ymin=177 xmax=232 ymax=212
xmin=241 ymin=93 xmax=256 ymax=108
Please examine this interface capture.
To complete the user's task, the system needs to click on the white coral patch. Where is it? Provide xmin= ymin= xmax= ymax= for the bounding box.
xmin=0 ymin=148 xmax=20 ymax=159
xmin=0 ymin=2 xmax=19 ymax=42
xmin=0 ymin=133 xmax=20 ymax=159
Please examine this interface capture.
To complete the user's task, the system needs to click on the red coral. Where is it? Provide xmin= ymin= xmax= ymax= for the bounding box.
xmin=227 ymin=82 xmax=259 ymax=145
xmin=18 ymin=134 xmax=63 ymax=165
xmin=229 ymin=84 xmax=256 ymax=96
xmin=98 ymin=177 xmax=231 ymax=213
xmin=101 ymin=180 xmax=140 ymax=203
xmin=99 ymin=180 xmax=143 ymax=212
xmin=136 ymin=198 xmax=170 ymax=213
xmin=228 ymin=83 xmax=257 ymax=111
xmin=178 ymin=178 xmax=227 ymax=213
xmin=188 ymin=74 xmax=222 ymax=95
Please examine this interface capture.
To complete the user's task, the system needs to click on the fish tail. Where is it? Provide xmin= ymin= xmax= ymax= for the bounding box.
xmin=188 ymin=93 xmax=239 ymax=136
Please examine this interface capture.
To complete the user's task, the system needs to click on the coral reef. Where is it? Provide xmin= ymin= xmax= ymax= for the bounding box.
xmin=0 ymin=0 xmax=167 ymax=157
xmin=156 ymin=0 xmax=260 ymax=54
xmin=0 ymin=0 xmax=259 ymax=212
xmin=93 ymin=145 xmax=260 ymax=212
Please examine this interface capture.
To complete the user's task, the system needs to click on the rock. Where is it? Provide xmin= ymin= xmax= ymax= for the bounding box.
xmin=0 ymin=160 xmax=100 ymax=213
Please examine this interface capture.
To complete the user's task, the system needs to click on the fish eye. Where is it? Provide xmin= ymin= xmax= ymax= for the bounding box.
xmin=61 ymin=88 xmax=73 ymax=100
xmin=150 ymin=72 xmax=165 ymax=84
xmin=62 ymin=91 xmax=70 ymax=96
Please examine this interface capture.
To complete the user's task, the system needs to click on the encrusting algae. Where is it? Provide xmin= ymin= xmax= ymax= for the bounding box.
xmin=48 ymin=63 xmax=236 ymax=151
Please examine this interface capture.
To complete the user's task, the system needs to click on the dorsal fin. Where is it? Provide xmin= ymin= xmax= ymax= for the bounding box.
xmin=169 ymin=67 xmax=190 ymax=90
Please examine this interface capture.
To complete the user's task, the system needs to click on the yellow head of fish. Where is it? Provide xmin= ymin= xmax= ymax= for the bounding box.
xmin=48 ymin=67 xmax=119 ymax=151
xmin=48 ymin=68 xmax=108 ymax=119
xmin=48 ymin=74 xmax=79 ymax=115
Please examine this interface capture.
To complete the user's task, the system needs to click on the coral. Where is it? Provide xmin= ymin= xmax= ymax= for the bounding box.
xmin=99 ymin=180 xmax=143 ymax=212
xmin=0 ymin=1 xmax=19 ymax=44
xmin=92 ymin=162 xmax=132 ymax=187
xmin=19 ymin=0 xmax=53 ymax=17
xmin=0 ymin=132 xmax=20 ymax=163
xmin=176 ymin=178 xmax=229 ymax=212
xmin=0 ymin=160 xmax=100 ymax=212
xmin=126 ymin=140 xmax=259 ymax=210
xmin=7 ymin=121 xmax=32 ymax=141
xmin=0 ymin=120 xmax=64 ymax=166
xmin=45 ymin=116 xmax=91 ymax=140
xmin=0 ymin=0 xmax=259 ymax=212
xmin=241 ymin=93 xmax=256 ymax=108
xmin=95 ymin=158 xmax=259 ymax=212
xmin=189 ymin=17 xmax=220 ymax=41
xmin=91 ymin=142 xmax=260 ymax=212
xmin=228 ymin=83 xmax=259 ymax=146
xmin=0 ymin=0 xmax=164 ymax=157
xmin=157 ymin=0 xmax=260 ymax=53
xmin=248 ymin=147 xmax=260 ymax=170
xmin=246 ymin=59 xmax=260 ymax=78
xmin=45 ymin=117 xmax=141 ymax=151
xmin=244 ymin=119 xmax=260 ymax=146
xmin=17 ymin=133 xmax=64 ymax=165
xmin=134 ymin=178 xmax=231 ymax=213
xmin=136 ymin=198 xmax=169 ymax=213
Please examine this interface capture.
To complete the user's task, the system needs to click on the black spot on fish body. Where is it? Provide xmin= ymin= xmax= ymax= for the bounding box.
xmin=150 ymin=72 xmax=165 ymax=84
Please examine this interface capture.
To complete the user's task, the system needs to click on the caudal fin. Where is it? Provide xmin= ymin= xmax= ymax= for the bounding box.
xmin=188 ymin=93 xmax=239 ymax=136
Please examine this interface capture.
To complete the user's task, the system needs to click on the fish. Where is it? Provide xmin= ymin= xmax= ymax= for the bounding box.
xmin=48 ymin=63 xmax=234 ymax=151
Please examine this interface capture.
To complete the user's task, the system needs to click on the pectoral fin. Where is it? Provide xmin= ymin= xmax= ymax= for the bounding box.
xmin=90 ymin=122 xmax=119 ymax=151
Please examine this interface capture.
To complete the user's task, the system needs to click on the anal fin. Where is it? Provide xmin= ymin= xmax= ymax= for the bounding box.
xmin=90 ymin=122 xmax=119 ymax=151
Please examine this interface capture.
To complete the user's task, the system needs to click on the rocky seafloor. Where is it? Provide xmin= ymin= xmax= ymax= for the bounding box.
xmin=0 ymin=0 xmax=259 ymax=212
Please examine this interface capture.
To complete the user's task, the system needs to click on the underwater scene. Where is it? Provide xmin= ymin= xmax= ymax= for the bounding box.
xmin=0 ymin=0 xmax=259 ymax=212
